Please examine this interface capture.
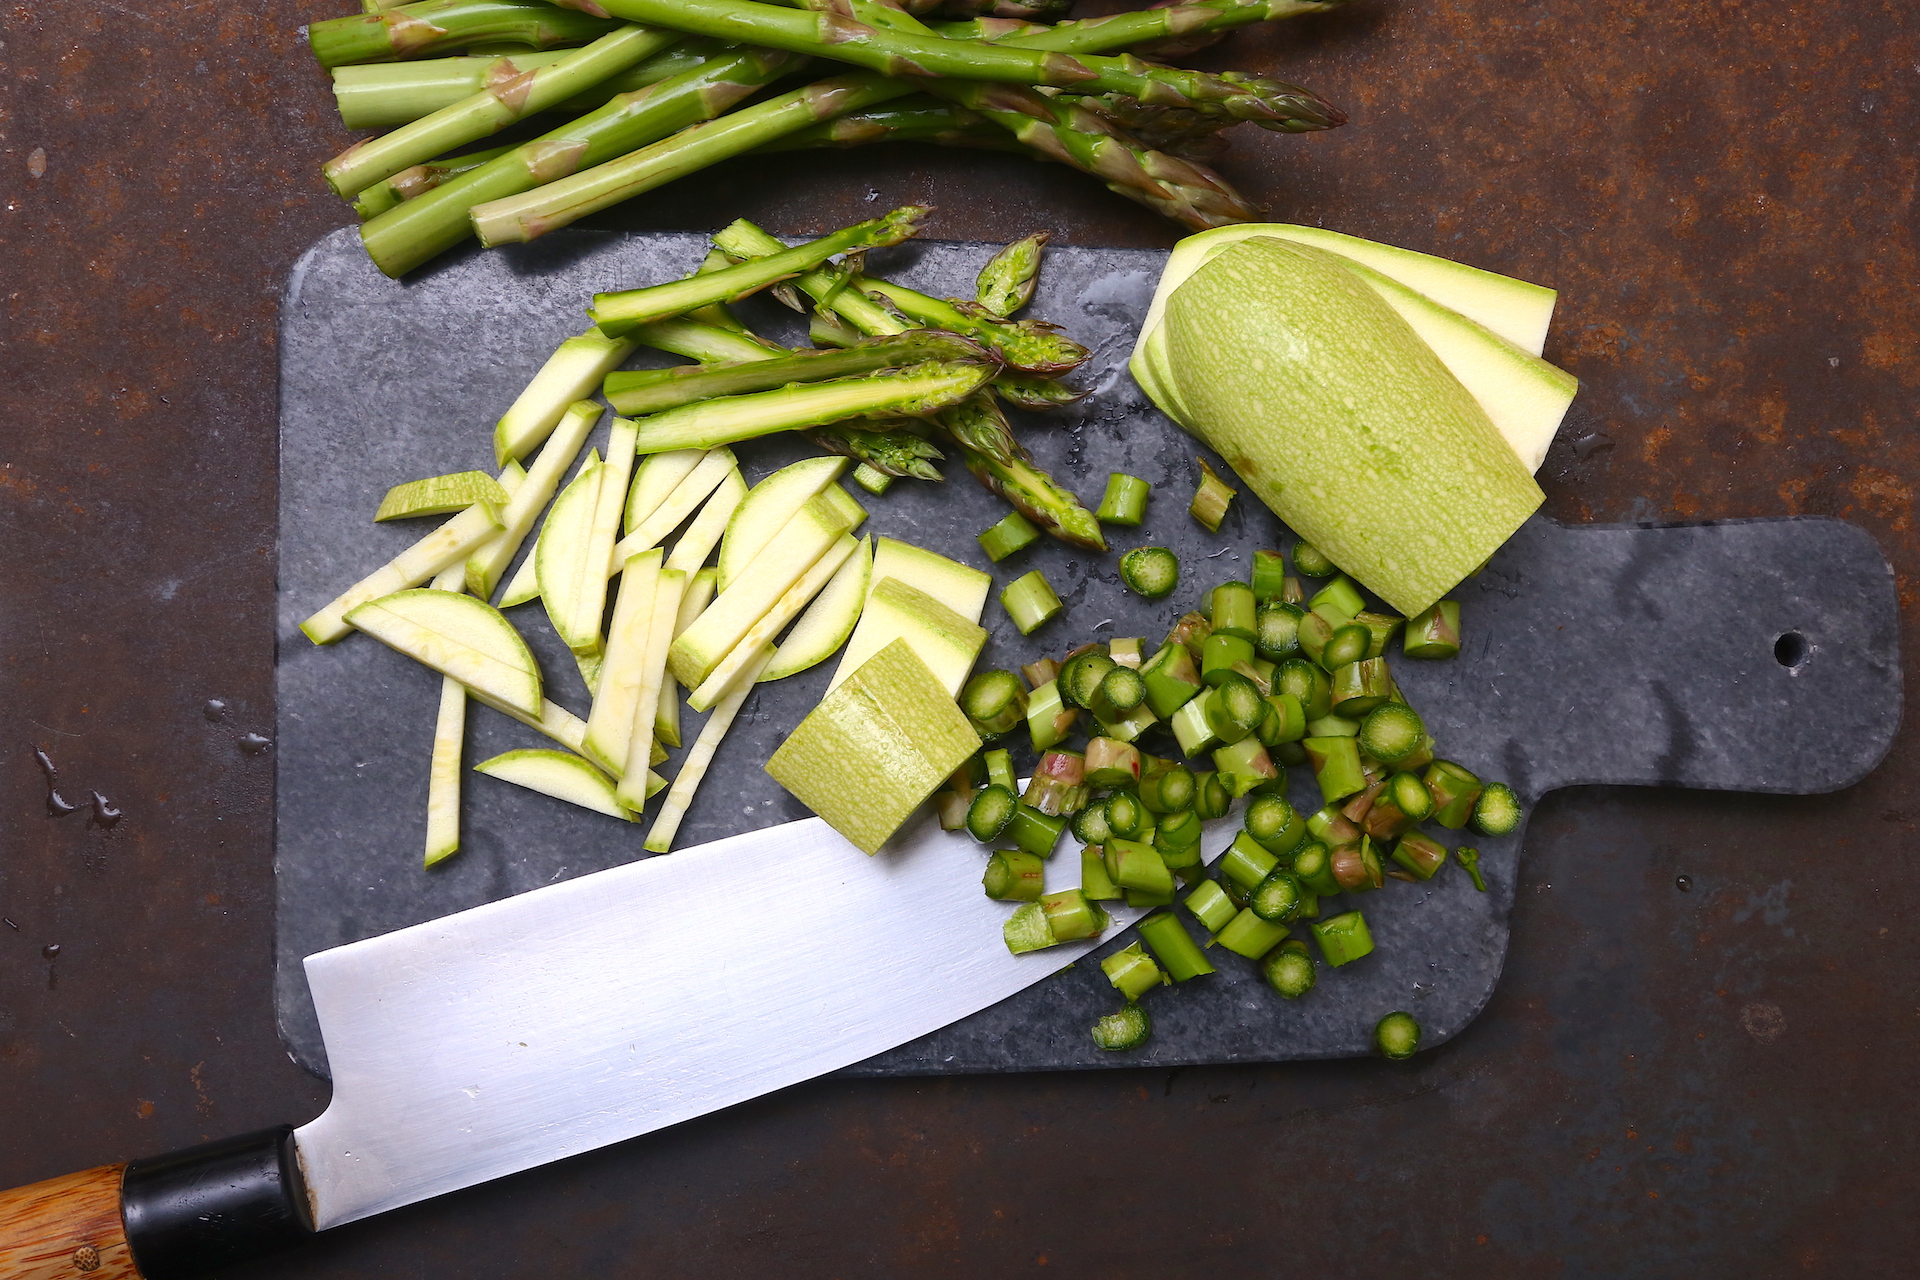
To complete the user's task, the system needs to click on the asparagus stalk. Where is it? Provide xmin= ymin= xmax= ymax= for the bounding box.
xmin=324 ymin=26 xmax=684 ymax=199
xmin=758 ymin=99 xmax=1021 ymax=153
xmin=589 ymin=206 xmax=929 ymax=336
xmin=602 ymin=330 xmax=989 ymax=414
xmin=963 ymin=437 xmax=1107 ymax=551
xmin=627 ymin=360 xmax=997 ymax=454
xmin=309 ymin=0 xmax=625 ymax=69
xmin=944 ymin=0 xmax=1348 ymax=58
xmin=630 ymin=315 xmax=786 ymax=364
xmin=331 ymin=41 xmax=717 ymax=130
xmin=936 ymin=0 xmax=1072 ymax=20
xmin=352 ymin=145 xmax=515 ymax=221
xmin=469 ymin=74 xmax=919 ymax=246
xmin=361 ymin=46 xmax=805 ymax=277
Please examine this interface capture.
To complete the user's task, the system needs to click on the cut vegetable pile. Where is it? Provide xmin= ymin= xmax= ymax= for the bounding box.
xmin=303 ymin=212 xmax=1105 ymax=861
xmin=304 ymin=202 xmax=1575 ymax=1063
xmin=310 ymin=0 xmax=1356 ymax=276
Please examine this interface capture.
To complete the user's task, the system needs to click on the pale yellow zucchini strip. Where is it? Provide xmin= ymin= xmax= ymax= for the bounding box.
xmin=615 ymin=568 xmax=687 ymax=810
xmin=644 ymin=643 xmax=774 ymax=853
xmin=582 ymin=549 xmax=663 ymax=776
xmin=687 ymin=533 xmax=856 ymax=713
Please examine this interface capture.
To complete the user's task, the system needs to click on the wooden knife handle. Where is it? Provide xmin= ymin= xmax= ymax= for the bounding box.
xmin=0 ymin=1129 xmax=312 ymax=1280
xmin=0 ymin=1164 xmax=140 ymax=1279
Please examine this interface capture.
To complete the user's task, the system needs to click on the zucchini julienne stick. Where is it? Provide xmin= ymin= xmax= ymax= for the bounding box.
xmin=303 ymin=500 xmax=505 ymax=644
xmin=602 ymin=331 xmax=990 ymax=415
xmin=495 ymin=332 xmax=633 ymax=466
xmin=308 ymin=0 xmax=626 ymax=69
xmin=423 ymin=562 xmax=470 ymax=867
xmin=588 ymin=206 xmax=931 ymax=337
xmin=645 ymin=643 xmax=775 ymax=851
xmin=687 ymin=534 xmax=857 ymax=710
xmin=583 ymin=550 xmax=664 ymax=775
xmin=627 ymin=362 xmax=996 ymax=454
xmin=361 ymin=46 xmax=805 ymax=277
xmin=323 ymin=25 xmax=684 ymax=199
xmin=615 ymin=569 xmax=688 ymax=809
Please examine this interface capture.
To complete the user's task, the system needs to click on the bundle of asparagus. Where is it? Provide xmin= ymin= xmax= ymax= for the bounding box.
xmin=312 ymin=0 xmax=1349 ymax=275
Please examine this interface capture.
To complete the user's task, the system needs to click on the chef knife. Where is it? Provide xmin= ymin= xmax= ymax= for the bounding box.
xmin=0 ymin=802 xmax=1173 ymax=1280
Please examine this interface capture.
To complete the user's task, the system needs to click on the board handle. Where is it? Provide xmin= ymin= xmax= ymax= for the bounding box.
xmin=0 ymin=1129 xmax=312 ymax=1280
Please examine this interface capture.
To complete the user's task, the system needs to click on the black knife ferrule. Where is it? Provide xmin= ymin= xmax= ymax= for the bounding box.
xmin=122 ymin=1125 xmax=313 ymax=1280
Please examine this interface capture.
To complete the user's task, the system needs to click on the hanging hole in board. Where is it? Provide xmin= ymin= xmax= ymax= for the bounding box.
xmin=1774 ymin=631 xmax=1810 ymax=670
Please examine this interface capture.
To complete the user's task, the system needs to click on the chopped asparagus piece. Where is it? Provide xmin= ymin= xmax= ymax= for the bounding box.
xmin=1405 ymin=599 xmax=1463 ymax=659
xmin=1471 ymin=782 xmax=1522 ymax=836
xmin=1090 ymin=1005 xmax=1152 ymax=1051
xmin=1137 ymin=910 xmax=1216 ymax=981
xmin=983 ymin=848 xmax=1045 ymax=900
xmin=1190 ymin=457 xmax=1236 ymax=532
xmin=1262 ymin=941 xmax=1318 ymax=999
xmin=968 ymin=784 xmax=1020 ymax=843
xmin=1119 ymin=545 xmax=1180 ymax=598
xmin=1455 ymin=846 xmax=1488 ymax=892
xmin=977 ymin=510 xmax=1042 ymax=562
xmin=1100 ymin=943 xmax=1166 ymax=1003
xmin=1374 ymin=1010 xmax=1421 ymax=1059
xmin=1001 ymin=570 xmax=1064 ymax=634
xmin=1094 ymin=472 xmax=1151 ymax=526
xmin=1292 ymin=541 xmax=1336 ymax=577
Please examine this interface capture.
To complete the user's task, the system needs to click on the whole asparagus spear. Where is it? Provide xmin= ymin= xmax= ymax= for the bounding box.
xmin=589 ymin=206 xmax=930 ymax=337
xmin=465 ymin=0 xmax=1327 ymax=258
xmin=587 ymin=0 xmax=1340 ymax=130
xmin=361 ymin=46 xmax=805 ymax=277
xmin=758 ymin=98 xmax=1021 ymax=152
xmin=352 ymin=145 xmax=515 ymax=220
xmin=710 ymin=218 xmax=1103 ymax=546
xmin=332 ymin=42 xmax=720 ymax=130
xmin=324 ymin=25 xmax=684 ymax=198
xmin=309 ymin=0 xmax=623 ymax=68
xmin=602 ymin=330 xmax=991 ymax=415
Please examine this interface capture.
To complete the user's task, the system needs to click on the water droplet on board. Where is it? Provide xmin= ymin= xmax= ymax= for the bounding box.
xmin=1572 ymin=432 xmax=1614 ymax=460
xmin=35 ymin=749 xmax=78 ymax=817
xmin=89 ymin=792 xmax=122 ymax=829
xmin=238 ymin=733 xmax=273 ymax=756
xmin=204 ymin=699 xmax=229 ymax=722
xmin=41 ymin=944 xmax=60 ymax=960
xmin=1675 ymin=875 xmax=1693 ymax=892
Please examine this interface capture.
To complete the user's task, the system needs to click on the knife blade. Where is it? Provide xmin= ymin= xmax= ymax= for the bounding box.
xmin=0 ymin=800 xmax=1192 ymax=1278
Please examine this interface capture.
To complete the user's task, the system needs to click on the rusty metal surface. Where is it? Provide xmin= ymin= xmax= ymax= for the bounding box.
xmin=0 ymin=0 xmax=1914 ymax=1274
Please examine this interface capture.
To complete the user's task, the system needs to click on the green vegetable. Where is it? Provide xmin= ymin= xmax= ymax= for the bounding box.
xmin=603 ymin=332 xmax=988 ymax=415
xmin=1304 ymin=735 xmax=1367 ymax=803
xmin=1390 ymin=830 xmax=1449 ymax=881
xmin=1058 ymin=650 xmax=1117 ymax=710
xmin=1091 ymin=666 xmax=1148 ymax=723
xmin=1258 ymin=692 xmax=1307 ymax=746
xmin=1091 ymin=1005 xmax=1152 ymax=1051
xmin=1209 ymin=580 xmax=1257 ymax=640
xmin=1292 ymin=541 xmax=1336 ymax=577
xmin=1405 ymin=600 xmax=1462 ymax=659
xmin=1201 ymin=633 xmax=1256 ymax=685
xmin=976 ymin=232 xmax=1048 ymax=318
xmin=978 ymin=511 xmax=1042 ymax=561
xmin=1101 ymin=942 xmax=1166 ymax=1003
xmin=1204 ymin=672 xmax=1265 ymax=744
xmin=1151 ymin=237 xmax=1544 ymax=615
xmin=1138 ymin=911 xmax=1216 ymax=981
xmin=1254 ymin=602 xmax=1303 ymax=660
xmin=1212 ymin=737 xmax=1279 ymax=798
xmin=1003 ymin=902 xmax=1056 ymax=953
xmin=1005 ymin=804 xmax=1067 ymax=858
xmin=1251 ymin=549 xmax=1289 ymax=601
xmin=961 ymin=669 xmax=1029 ymax=739
xmin=1022 ymin=749 xmax=1088 ymax=817
xmin=850 ymin=463 xmax=895 ymax=495
xmin=1001 ymin=570 xmax=1065 ymax=634
xmin=1329 ymin=657 xmax=1394 ymax=717
xmin=983 ymin=848 xmax=1046 ymax=900
xmin=1072 ymin=801 xmax=1114 ymax=847
xmin=1424 ymin=759 xmax=1484 ymax=828
xmin=1095 ymin=473 xmax=1152 ymax=526
xmin=1472 ymin=782 xmax=1522 ymax=836
xmin=1361 ymin=769 xmax=1433 ymax=839
xmin=1358 ymin=701 xmax=1425 ymax=764
xmin=984 ymin=748 xmax=1017 ymax=794
xmin=967 ymin=784 xmax=1019 ymax=843
xmin=1104 ymin=789 xmax=1144 ymax=840
xmin=1374 ymin=1010 xmax=1421 ymax=1059
xmin=1276 ymin=658 xmax=1332 ymax=720
xmin=1219 ymin=831 xmax=1278 ymax=892
xmin=1261 ymin=940 xmax=1317 ymax=999
xmin=1120 ymin=545 xmax=1181 ymax=598
xmin=1243 ymin=793 xmax=1304 ymax=855
xmin=1081 ymin=843 xmax=1122 ymax=900
xmin=1249 ymin=869 xmax=1302 ymax=922
xmin=1184 ymin=879 xmax=1238 ymax=933
xmin=1289 ymin=840 xmax=1340 ymax=896
xmin=1084 ymin=738 xmax=1142 ymax=788
xmin=1141 ymin=641 xmax=1203 ymax=719
xmin=1311 ymin=910 xmax=1375 ymax=966
xmin=1320 ymin=623 xmax=1371 ymax=671
xmin=1455 ymin=846 xmax=1488 ymax=892
xmin=1351 ymin=610 xmax=1405 ymax=658
xmin=1189 ymin=457 xmax=1237 ymax=532
xmin=1041 ymin=888 xmax=1110 ymax=942
xmin=1139 ymin=762 xmax=1196 ymax=814
xmin=1110 ymin=838 xmax=1174 ymax=896
xmin=1193 ymin=769 xmax=1231 ymax=820
xmin=1214 ymin=908 xmax=1290 ymax=960
xmin=1025 ymin=678 xmax=1078 ymax=751
xmin=308 ymin=0 xmax=625 ymax=68
xmin=1309 ymin=573 xmax=1365 ymax=620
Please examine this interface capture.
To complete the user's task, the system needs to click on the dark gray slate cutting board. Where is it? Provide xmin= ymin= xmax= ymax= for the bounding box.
xmin=276 ymin=226 xmax=1901 ymax=1080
